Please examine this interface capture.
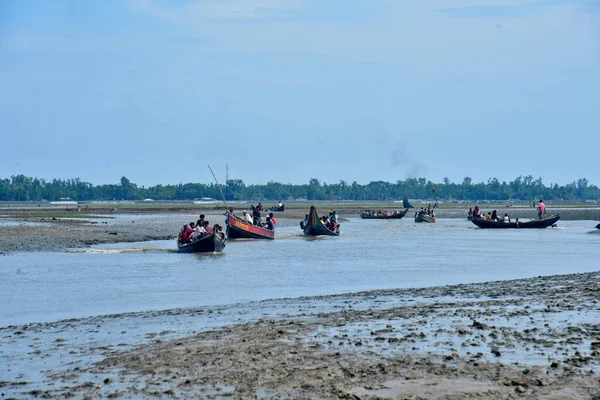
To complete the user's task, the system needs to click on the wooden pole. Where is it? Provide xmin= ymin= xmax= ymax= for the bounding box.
xmin=207 ymin=164 xmax=229 ymax=211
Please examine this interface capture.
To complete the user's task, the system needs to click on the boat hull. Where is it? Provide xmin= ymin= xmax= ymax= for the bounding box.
xmin=471 ymin=214 xmax=560 ymax=229
xmin=414 ymin=213 xmax=436 ymax=223
xmin=359 ymin=209 xmax=409 ymax=220
xmin=303 ymin=206 xmax=339 ymax=236
xmin=226 ymin=213 xmax=274 ymax=240
xmin=177 ymin=232 xmax=226 ymax=253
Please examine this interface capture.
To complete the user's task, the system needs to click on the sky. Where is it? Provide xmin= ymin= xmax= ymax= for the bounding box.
xmin=1 ymin=0 xmax=599 ymax=188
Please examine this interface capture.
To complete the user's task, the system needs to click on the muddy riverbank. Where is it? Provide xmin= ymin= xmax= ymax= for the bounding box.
xmin=1 ymin=271 xmax=599 ymax=399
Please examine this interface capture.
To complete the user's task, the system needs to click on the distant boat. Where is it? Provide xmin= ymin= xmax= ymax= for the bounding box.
xmin=303 ymin=206 xmax=339 ymax=237
xmin=226 ymin=212 xmax=274 ymax=240
xmin=471 ymin=214 xmax=560 ymax=229
xmin=359 ymin=208 xmax=409 ymax=220
xmin=596 ymin=223 xmax=600 ymax=229
xmin=177 ymin=229 xmax=227 ymax=253
xmin=269 ymin=204 xmax=285 ymax=212
xmin=414 ymin=213 xmax=436 ymax=223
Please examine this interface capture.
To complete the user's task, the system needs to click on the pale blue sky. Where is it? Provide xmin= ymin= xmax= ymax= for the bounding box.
xmin=1 ymin=0 xmax=598 ymax=187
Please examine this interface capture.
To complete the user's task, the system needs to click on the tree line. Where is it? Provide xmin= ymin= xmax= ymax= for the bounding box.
xmin=0 ymin=175 xmax=598 ymax=202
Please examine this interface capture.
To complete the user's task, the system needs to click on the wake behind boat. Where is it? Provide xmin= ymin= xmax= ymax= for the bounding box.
xmin=471 ymin=214 xmax=560 ymax=229
xmin=302 ymin=206 xmax=339 ymax=236
xmin=359 ymin=209 xmax=409 ymax=220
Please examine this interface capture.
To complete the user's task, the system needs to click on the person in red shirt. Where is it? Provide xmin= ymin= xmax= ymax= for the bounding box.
xmin=268 ymin=212 xmax=277 ymax=228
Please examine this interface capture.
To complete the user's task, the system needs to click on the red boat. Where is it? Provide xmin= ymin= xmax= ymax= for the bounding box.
xmin=226 ymin=212 xmax=275 ymax=240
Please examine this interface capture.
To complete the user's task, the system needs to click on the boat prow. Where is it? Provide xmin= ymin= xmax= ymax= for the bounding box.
xmin=303 ymin=206 xmax=339 ymax=236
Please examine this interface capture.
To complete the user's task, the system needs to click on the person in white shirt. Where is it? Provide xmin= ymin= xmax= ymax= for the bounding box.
xmin=243 ymin=210 xmax=253 ymax=225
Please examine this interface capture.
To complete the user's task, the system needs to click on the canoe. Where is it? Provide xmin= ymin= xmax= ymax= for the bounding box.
xmin=359 ymin=208 xmax=409 ymax=220
xmin=303 ymin=206 xmax=339 ymax=236
xmin=226 ymin=212 xmax=275 ymax=240
xmin=471 ymin=214 xmax=560 ymax=229
xmin=177 ymin=229 xmax=227 ymax=253
xmin=414 ymin=213 xmax=436 ymax=223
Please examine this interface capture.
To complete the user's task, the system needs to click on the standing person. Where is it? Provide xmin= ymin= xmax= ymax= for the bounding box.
xmin=537 ymin=200 xmax=546 ymax=219
xmin=252 ymin=205 xmax=262 ymax=226
xmin=329 ymin=210 xmax=338 ymax=224
xmin=258 ymin=202 xmax=263 ymax=212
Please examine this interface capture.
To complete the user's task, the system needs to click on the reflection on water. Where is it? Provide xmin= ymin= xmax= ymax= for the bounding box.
xmin=0 ymin=219 xmax=598 ymax=326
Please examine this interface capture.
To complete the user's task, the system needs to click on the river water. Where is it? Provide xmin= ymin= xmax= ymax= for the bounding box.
xmin=0 ymin=217 xmax=598 ymax=326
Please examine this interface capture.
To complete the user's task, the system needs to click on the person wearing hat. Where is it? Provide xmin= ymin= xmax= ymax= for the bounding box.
xmin=329 ymin=210 xmax=338 ymax=224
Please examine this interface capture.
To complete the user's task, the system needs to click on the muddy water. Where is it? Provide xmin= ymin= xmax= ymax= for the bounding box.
xmin=0 ymin=218 xmax=598 ymax=326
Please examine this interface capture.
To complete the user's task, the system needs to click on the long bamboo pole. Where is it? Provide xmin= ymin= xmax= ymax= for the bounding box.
xmin=207 ymin=164 xmax=229 ymax=211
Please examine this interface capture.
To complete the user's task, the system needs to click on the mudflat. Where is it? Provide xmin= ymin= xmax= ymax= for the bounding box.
xmin=1 ymin=272 xmax=599 ymax=399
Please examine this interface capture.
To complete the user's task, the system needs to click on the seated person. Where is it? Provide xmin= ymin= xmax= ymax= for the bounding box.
xmin=486 ymin=212 xmax=492 ymax=221
xmin=264 ymin=216 xmax=275 ymax=230
xmin=181 ymin=224 xmax=193 ymax=243
xmin=268 ymin=212 xmax=277 ymax=227
xmin=243 ymin=210 xmax=254 ymax=225
xmin=300 ymin=214 xmax=309 ymax=229
xmin=503 ymin=213 xmax=511 ymax=223
xmin=203 ymin=220 xmax=213 ymax=234
xmin=195 ymin=221 xmax=207 ymax=237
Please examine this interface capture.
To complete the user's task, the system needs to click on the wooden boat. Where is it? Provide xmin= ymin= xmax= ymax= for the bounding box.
xmin=226 ymin=212 xmax=275 ymax=240
xmin=303 ymin=206 xmax=339 ymax=236
xmin=177 ymin=228 xmax=227 ymax=253
xmin=596 ymin=223 xmax=600 ymax=229
xmin=471 ymin=214 xmax=560 ymax=229
xmin=414 ymin=213 xmax=436 ymax=223
xmin=269 ymin=204 xmax=285 ymax=212
xmin=359 ymin=208 xmax=409 ymax=220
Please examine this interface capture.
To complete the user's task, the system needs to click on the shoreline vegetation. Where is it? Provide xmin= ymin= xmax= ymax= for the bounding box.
xmin=1 ymin=271 xmax=599 ymax=399
xmin=2 ymin=174 xmax=600 ymax=203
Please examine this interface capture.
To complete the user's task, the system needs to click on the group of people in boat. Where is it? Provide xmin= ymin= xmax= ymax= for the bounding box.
xmin=300 ymin=209 xmax=339 ymax=233
xmin=469 ymin=207 xmax=517 ymax=224
xmin=178 ymin=214 xmax=225 ymax=244
xmin=416 ymin=206 xmax=435 ymax=218
xmin=231 ymin=205 xmax=278 ymax=230
xmin=362 ymin=209 xmax=402 ymax=217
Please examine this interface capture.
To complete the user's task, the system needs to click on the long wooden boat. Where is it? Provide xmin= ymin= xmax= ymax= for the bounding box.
xmin=303 ymin=206 xmax=339 ymax=236
xmin=471 ymin=214 xmax=560 ymax=229
xmin=414 ymin=213 xmax=436 ymax=223
xmin=359 ymin=208 xmax=409 ymax=220
xmin=269 ymin=205 xmax=285 ymax=212
xmin=226 ymin=212 xmax=275 ymax=240
xmin=177 ymin=229 xmax=227 ymax=253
